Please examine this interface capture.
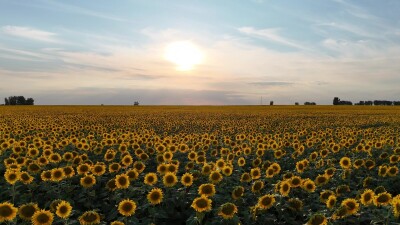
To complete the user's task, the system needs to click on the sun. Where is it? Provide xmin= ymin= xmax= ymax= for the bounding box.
xmin=164 ymin=41 xmax=204 ymax=71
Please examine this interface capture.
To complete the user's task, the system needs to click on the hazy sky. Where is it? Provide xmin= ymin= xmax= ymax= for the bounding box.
xmin=1 ymin=0 xmax=400 ymax=105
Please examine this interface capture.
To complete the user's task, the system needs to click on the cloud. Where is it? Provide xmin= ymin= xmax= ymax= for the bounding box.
xmin=238 ymin=27 xmax=306 ymax=50
xmin=248 ymin=81 xmax=294 ymax=87
xmin=2 ymin=26 xmax=59 ymax=42
xmin=30 ymin=87 xmax=249 ymax=105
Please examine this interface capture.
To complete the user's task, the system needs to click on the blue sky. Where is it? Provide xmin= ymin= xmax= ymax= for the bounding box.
xmin=1 ymin=0 xmax=400 ymax=105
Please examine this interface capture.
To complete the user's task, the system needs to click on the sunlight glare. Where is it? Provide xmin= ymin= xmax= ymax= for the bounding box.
xmin=164 ymin=41 xmax=204 ymax=71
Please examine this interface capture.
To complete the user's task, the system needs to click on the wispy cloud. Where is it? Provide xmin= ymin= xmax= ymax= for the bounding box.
xmin=2 ymin=26 xmax=59 ymax=43
xmin=238 ymin=27 xmax=306 ymax=50
xmin=248 ymin=81 xmax=294 ymax=87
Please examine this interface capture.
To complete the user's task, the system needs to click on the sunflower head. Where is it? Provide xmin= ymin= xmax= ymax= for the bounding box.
xmin=115 ymin=174 xmax=130 ymax=189
xmin=218 ymin=203 xmax=238 ymax=219
xmin=144 ymin=173 xmax=158 ymax=186
xmin=0 ymin=202 xmax=18 ymax=222
xmin=231 ymin=186 xmax=244 ymax=200
xmin=341 ymin=198 xmax=359 ymax=215
xmin=181 ymin=173 xmax=194 ymax=187
xmin=360 ymin=189 xmax=375 ymax=206
xmin=31 ymin=209 xmax=54 ymax=225
xmin=307 ymin=214 xmax=327 ymax=225
xmin=374 ymin=192 xmax=392 ymax=206
xmin=326 ymin=195 xmax=337 ymax=209
xmin=78 ymin=211 xmax=101 ymax=225
xmin=80 ymin=174 xmax=96 ymax=188
xmin=55 ymin=201 xmax=72 ymax=219
xmin=198 ymin=183 xmax=216 ymax=197
xmin=257 ymin=194 xmax=276 ymax=210
xmin=252 ymin=180 xmax=264 ymax=193
xmin=118 ymin=199 xmax=137 ymax=216
xmin=18 ymin=203 xmax=39 ymax=221
xmin=287 ymin=198 xmax=303 ymax=212
xmin=209 ymin=171 xmax=223 ymax=184
xmin=163 ymin=172 xmax=178 ymax=187
xmin=147 ymin=188 xmax=163 ymax=205
xmin=191 ymin=196 xmax=212 ymax=212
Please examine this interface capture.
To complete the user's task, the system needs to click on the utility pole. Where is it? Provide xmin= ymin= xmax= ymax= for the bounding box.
xmin=260 ymin=96 xmax=263 ymax=105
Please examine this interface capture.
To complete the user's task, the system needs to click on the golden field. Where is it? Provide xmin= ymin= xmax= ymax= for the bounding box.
xmin=0 ymin=105 xmax=399 ymax=225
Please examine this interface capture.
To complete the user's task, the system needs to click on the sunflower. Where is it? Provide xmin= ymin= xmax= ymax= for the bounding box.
xmin=279 ymin=180 xmax=291 ymax=197
xmin=250 ymin=167 xmax=261 ymax=180
xmin=231 ymin=186 xmax=244 ymax=200
xmin=109 ymin=163 xmax=121 ymax=173
xmin=315 ymin=174 xmax=329 ymax=186
xmin=91 ymin=164 xmax=106 ymax=176
xmin=387 ymin=166 xmax=399 ymax=177
xmin=31 ymin=210 xmax=54 ymax=225
xmin=339 ymin=157 xmax=351 ymax=169
xmin=307 ymin=214 xmax=327 ymax=225
xmin=126 ymin=169 xmax=139 ymax=181
xmin=290 ymin=176 xmax=302 ymax=188
xmin=392 ymin=195 xmax=400 ymax=218
xmin=257 ymin=194 xmax=276 ymax=210
xmin=20 ymin=171 xmax=34 ymax=184
xmin=40 ymin=170 xmax=52 ymax=181
xmin=319 ymin=190 xmax=335 ymax=203
xmin=353 ymin=159 xmax=364 ymax=169
xmin=252 ymin=180 xmax=264 ymax=193
xmin=115 ymin=174 xmax=130 ymax=189
xmin=147 ymin=188 xmax=163 ymax=205
xmin=63 ymin=166 xmax=75 ymax=178
xmin=191 ymin=196 xmax=212 ymax=212
xmin=232 ymin=170 xmax=246 ymax=182
xmin=374 ymin=192 xmax=392 ymax=206
xmin=133 ymin=161 xmax=146 ymax=173
xmin=378 ymin=165 xmax=388 ymax=177
xmin=336 ymin=185 xmax=350 ymax=196
xmin=56 ymin=201 xmax=72 ymax=219
xmin=4 ymin=170 xmax=19 ymax=185
xmin=265 ymin=167 xmax=275 ymax=178
xmin=111 ymin=221 xmax=125 ymax=225
xmin=51 ymin=168 xmax=65 ymax=182
xmin=106 ymin=178 xmax=117 ymax=191
xmin=222 ymin=166 xmax=233 ymax=176
xmin=78 ymin=211 xmax=101 ymax=225
xmin=324 ymin=167 xmax=336 ymax=177
xmin=80 ymin=175 xmax=96 ymax=188
xmin=144 ymin=173 xmax=158 ymax=186
xmin=326 ymin=195 xmax=337 ymax=209
xmin=287 ymin=198 xmax=303 ymax=212
xmin=341 ymin=198 xmax=359 ymax=215
xmin=163 ymin=172 xmax=178 ymax=187
xmin=118 ymin=199 xmax=137 ymax=216
xmin=77 ymin=164 xmax=91 ymax=175
xmin=18 ymin=203 xmax=39 ymax=221
xmin=218 ymin=203 xmax=238 ymax=219
xmin=365 ymin=159 xmax=375 ymax=170
xmin=209 ymin=171 xmax=223 ymax=184
xmin=270 ymin=163 xmax=281 ymax=174
xmin=237 ymin=157 xmax=246 ymax=167
xmin=302 ymin=179 xmax=316 ymax=193
xmin=360 ymin=189 xmax=374 ymax=206
xmin=197 ymin=183 xmax=216 ymax=197
xmin=296 ymin=161 xmax=305 ymax=173
xmin=0 ymin=202 xmax=18 ymax=222
xmin=181 ymin=173 xmax=194 ymax=187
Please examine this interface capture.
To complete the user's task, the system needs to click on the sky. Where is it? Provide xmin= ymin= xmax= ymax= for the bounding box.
xmin=1 ymin=0 xmax=400 ymax=105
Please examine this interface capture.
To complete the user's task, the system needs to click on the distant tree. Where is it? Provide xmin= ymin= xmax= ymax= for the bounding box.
xmin=333 ymin=97 xmax=340 ymax=105
xmin=304 ymin=102 xmax=316 ymax=105
xmin=270 ymin=101 xmax=273 ymax=106
xmin=17 ymin=96 xmax=26 ymax=105
xmin=394 ymin=101 xmax=400 ymax=106
xmin=134 ymin=101 xmax=139 ymax=106
xmin=295 ymin=102 xmax=299 ymax=105
xmin=26 ymin=98 xmax=34 ymax=105
xmin=4 ymin=96 xmax=34 ymax=105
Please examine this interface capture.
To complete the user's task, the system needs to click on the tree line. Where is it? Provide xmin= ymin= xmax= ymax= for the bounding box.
xmin=4 ymin=96 xmax=34 ymax=105
xmin=333 ymin=97 xmax=400 ymax=106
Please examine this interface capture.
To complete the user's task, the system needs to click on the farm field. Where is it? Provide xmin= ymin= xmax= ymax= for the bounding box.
xmin=0 ymin=105 xmax=400 ymax=225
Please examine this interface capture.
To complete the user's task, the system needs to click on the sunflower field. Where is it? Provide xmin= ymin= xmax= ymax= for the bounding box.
xmin=0 ymin=105 xmax=399 ymax=225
